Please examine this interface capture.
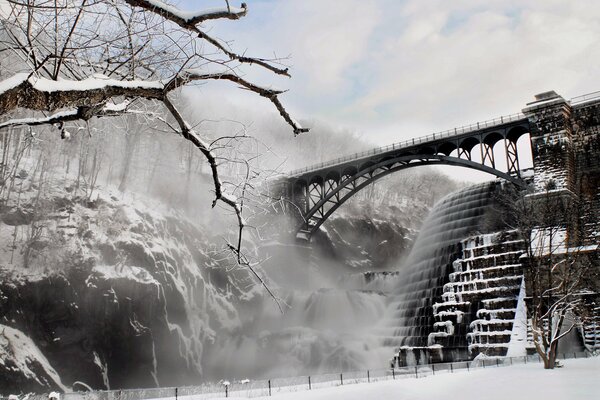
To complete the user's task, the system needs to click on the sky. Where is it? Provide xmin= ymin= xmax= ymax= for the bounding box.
xmin=3 ymin=0 xmax=593 ymax=180
xmin=182 ymin=0 xmax=600 ymax=146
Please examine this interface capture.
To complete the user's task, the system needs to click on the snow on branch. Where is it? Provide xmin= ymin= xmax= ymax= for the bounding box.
xmin=125 ymin=0 xmax=247 ymax=26
xmin=0 ymin=101 xmax=135 ymax=130
xmin=0 ymin=71 xmax=307 ymax=134
xmin=0 ymin=74 xmax=163 ymax=116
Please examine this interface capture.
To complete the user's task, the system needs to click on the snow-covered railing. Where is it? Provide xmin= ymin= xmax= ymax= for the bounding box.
xmin=57 ymin=352 xmax=594 ymax=400
xmin=287 ymin=112 xmax=526 ymax=177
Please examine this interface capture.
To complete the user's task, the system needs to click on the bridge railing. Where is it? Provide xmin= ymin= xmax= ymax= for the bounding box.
xmin=287 ymin=88 xmax=600 ymax=178
xmin=287 ymin=112 xmax=526 ymax=177
xmin=570 ymin=90 xmax=600 ymax=106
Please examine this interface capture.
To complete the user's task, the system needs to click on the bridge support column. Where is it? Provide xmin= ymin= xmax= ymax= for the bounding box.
xmin=523 ymin=91 xmax=575 ymax=193
xmin=458 ymin=147 xmax=471 ymax=161
xmin=480 ymin=142 xmax=495 ymax=169
xmin=505 ymin=140 xmax=520 ymax=176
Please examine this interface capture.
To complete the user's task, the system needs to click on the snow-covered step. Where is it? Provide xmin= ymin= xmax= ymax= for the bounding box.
xmin=582 ymin=309 xmax=600 ymax=351
xmin=443 ymin=275 xmax=523 ymax=294
xmin=477 ymin=308 xmax=517 ymax=320
xmin=459 ymin=251 xmax=526 ymax=270
xmin=470 ymin=319 xmax=514 ymax=332
xmin=442 ymin=286 xmax=521 ymax=302
xmin=481 ymin=297 xmax=517 ymax=309
xmin=449 ymin=264 xmax=522 ymax=282
xmin=468 ymin=343 xmax=510 ymax=357
xmin=432 ymin=300 xmax=471 ymax=314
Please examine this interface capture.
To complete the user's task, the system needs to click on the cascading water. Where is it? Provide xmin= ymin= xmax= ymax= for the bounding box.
xmin=356 ymin=182 xmax=500 ymax=365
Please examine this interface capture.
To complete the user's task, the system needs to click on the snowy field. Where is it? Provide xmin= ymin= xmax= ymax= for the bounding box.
xmin=214 ymin=357 xmax=599 ymax=400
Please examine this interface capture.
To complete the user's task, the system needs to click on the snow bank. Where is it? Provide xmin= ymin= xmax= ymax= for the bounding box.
xmin=216 ymin=356 xmax=600 ymax=400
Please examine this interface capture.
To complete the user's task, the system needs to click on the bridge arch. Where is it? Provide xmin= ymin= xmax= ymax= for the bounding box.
xmin=283 ymin=118 xmax=532 ymax=239
xmin=291 ymin=153 xmax=527 ymax=239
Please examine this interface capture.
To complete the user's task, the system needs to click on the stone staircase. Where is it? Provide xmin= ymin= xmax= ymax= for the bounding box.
xmin=582 ymin=306 xmax=600 ymax=352
xmin=428 ymin=231 xmax=526 ymax=358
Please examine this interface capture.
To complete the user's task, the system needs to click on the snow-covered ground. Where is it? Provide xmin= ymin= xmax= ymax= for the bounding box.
xmin=217 ymin=357 xmax=599 ymax=400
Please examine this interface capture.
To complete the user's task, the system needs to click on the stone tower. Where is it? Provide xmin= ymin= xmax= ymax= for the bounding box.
xmin=522 ymin=91 xmax=575 ymax=194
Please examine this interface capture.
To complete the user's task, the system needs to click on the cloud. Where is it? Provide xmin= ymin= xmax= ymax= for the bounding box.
xmin=246 ymin=0 xmax=383 ymax=94
xmin=342 ymin=0 xmax=600 ymax=143
xmin=185 ymin=0 xmax=600 ymax=147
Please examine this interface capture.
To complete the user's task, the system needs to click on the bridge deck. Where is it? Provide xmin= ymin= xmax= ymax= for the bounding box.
xmin=287 ymin=90 xmax=600 ymax=180
xmin=288 ymin=113 xmax=528 ymax=179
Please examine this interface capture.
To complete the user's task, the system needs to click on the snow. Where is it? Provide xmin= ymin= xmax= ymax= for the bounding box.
xmin=0 ymin=73 xmax=165 ymax=97
xmin=0 ymin=72 xmax=28 ymax=95
xmin=144 ymin=0 xmax=245 ymax=23
xmin=435 ymin=310 xmax=464 ymax=323
xmin=0 ymin=324 xmax=67 ymax=391
xmin=0 ymin=110 xmax=79 ymax=129
xmin=207 ymin=357 xmax=600 ymax=400
xmin=89 ymin=264 xmax=160 ymax=286
xmin=28 ymin=75 xmax=164 ymax=92
xmin=103 ymin=100 xmax=131 ymax=112
xmin=506 ymin=278 xmax=528 ymax=357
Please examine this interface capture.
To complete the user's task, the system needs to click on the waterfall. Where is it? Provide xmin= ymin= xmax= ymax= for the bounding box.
xmin=367 ymin=182 xmax=499 ymax=363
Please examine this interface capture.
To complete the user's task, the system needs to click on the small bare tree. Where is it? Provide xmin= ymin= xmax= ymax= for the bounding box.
xmin=494 ymin=183 xmax=598 ymax=369
xmin=0 ymin=1 xmax=307 ymax=281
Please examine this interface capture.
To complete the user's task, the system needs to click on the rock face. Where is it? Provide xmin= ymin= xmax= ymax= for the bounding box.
xmin=0 ymin=325 xmax=66 ymax=393
xmin=313 ymin=214 xmax=415 ymax=271
xmin=0 ymin=191 xmax=253 ymax=392
xmin=0 ymin=184 xmax=417 ymax=392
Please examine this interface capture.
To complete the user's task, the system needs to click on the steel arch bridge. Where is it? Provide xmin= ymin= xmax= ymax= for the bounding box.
xmin=280 ymin=115 xmax=532 ymax=240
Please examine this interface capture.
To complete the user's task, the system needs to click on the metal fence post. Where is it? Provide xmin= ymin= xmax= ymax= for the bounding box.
xmin=308 ymin=376 xmax=311 ymax=390
xmin=496 ymin=358 xmax=499 ymax=367
xmin=392 ymin=368 xmax=395 ymax=380
xmin=574 ymin=352 xmax=577 ymax=359
xmin=268 ymin=380 xmax=271 ymax=396
xmin=175 ymin=387 xmax=178 ymax=400
xmin=450 ymin=363 xmax=453 ymax=373
xmin=225 ymin=385 xmax=228 ymax=398
xmin=466 ymin=362 xmax=469 ymax=372
xmin=414 ymin=366 xmax=418 ymax=378
xmin=367 ymin=370 xmax=370 ymax=383
xmin=432 ymin=364 xmax=435 ymax=375
xmin=340 ymin=373 xmax=343 ymax=386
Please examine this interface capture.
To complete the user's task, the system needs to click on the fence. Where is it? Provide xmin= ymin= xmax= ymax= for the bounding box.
xmin=52 ymin=351 xmax=593 ymax=400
